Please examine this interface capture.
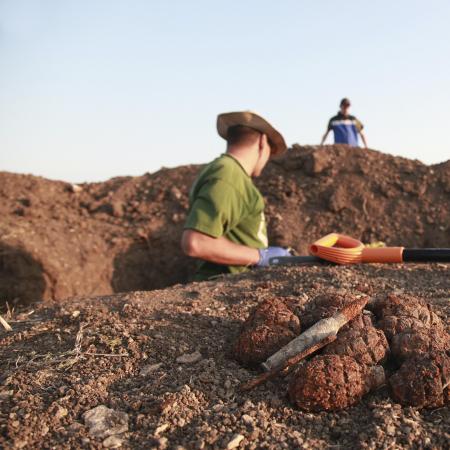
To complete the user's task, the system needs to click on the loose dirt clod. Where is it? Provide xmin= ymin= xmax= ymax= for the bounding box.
xmin=140 ymin=363 xmax=163 ymax=375
xmin=234 ymin=298 xmax=301 ymax=367
xmin=323 ymin=326 xmax=389 ymax=366
xmin=389 ymin=352 xmax=450 ymax=408
xmin=176 ymin=351 xmax=202 ymax=364
xmin=102 ymin=435 xmax=124 ymax=448
xmin=390 ymin=328 xmax=449 ymax=363
xmin=226 ymin=433 xmax=245 ymax=449
xmin=288 ymin=355 xmax=385 ymax=411
xmin=83 ymin=405 xmax=129 ymax=439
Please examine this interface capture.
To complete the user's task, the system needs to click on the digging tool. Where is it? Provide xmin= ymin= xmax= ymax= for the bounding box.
xmin=269 ymin=233 xmax=450 ymax=266
xmin=309 ymin=233 xmax=450 ymax=264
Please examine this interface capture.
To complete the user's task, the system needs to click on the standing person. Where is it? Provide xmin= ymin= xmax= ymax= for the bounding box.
xmin=321 ymin=98 xmax=368 ymax=147
xmin=181 ymin=111 xmax=293 ymax=281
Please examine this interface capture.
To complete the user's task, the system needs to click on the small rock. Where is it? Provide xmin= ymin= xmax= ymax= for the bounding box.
xmin=67 ymin=422 xmax=83 ymax=432
xmin=70 ymin=184 xmax=83 ymax=193
xmin=155 ymin=423 xmax=169 ymax=435
xmin=401 ymin=426 xmax=412 ymax=435
xmin=226 ymin=434 xmax=244 ymax=449
xmin=195 ymin=439 xmax=205 ymax=449
xmin=241 ymin=414 xmax=253 ymax=426
xmin=102 ymin=435 xmax=124 ymax=448
xmin=0 ymin=390 xmax=13 ymax=400
xmin=155 ymin=437 xmax=168 ymax=449
xmin=71 ymin=310 xmax=80 ymax=318
xmin=386 ymin=425 xmax=396 ymax=436
xmin=111 ymin=201 xmax=124 ymax=217
xmin=83 ymin=405 xmax=128 ymax=438
xmin=55 ymin=406 xmax=68 ymax=420
xmin=140 ymin=363 xmax=162 ymax=376
xmin=170 ymin=187 xmax=182 ymax=200
xmin=12 ymin=439 xmax=28 ymax=449
xmin=176 ymin=351 xmax=202 ymax=364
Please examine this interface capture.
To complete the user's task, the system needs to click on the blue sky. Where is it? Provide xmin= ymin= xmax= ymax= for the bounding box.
xmin=1 ymin=0 xmax=450 ymax=182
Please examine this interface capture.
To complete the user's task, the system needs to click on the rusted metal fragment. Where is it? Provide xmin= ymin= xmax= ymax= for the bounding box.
xmin=234 ymin=298 xmax=301 ymax=367
xmin=391 ymin=328 xmax=449 ymax=363
xmin=374 ymin=294 xmax=444 ymax=340
xmin=289 ymin=355 xmax=385 ymax=411
xmin=301 ymin=293 xmax=368 ymax=329
xmin=340 ymin=297 xmax=370 ymax=322
xmin=389 ymin=352 xmax=450 ymax=408
xmin=323 ymin=326 xmax=389 ymax=366
xmin=378 ymin=313 xmax=444 ymax=341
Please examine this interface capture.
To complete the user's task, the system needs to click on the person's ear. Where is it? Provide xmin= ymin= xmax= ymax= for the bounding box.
xmin=259 ymin=133 xmax=268 ymax=151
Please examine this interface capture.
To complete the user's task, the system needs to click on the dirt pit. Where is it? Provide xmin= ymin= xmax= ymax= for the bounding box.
xmin=1 ymin=263 xmax=449 ymax=449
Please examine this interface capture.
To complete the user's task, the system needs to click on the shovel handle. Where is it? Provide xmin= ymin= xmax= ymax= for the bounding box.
xmin=403 ymin=249 xmax=450 ymax=262
xmin=361 ymin=247 xmax=403 ymax=263
xmin=269 ymin=256 xmax=326 ymax=265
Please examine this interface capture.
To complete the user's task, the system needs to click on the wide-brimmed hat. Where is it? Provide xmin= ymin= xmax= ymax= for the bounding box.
xmin=217 ymin=111 xmax=287 ymax=156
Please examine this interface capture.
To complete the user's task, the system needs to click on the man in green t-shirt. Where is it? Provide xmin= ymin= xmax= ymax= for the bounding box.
xmin=181 ymin=111 xmax=292 ymax=280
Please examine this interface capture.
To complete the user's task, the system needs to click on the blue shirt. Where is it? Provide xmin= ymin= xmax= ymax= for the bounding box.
xmin=327 ymin=112 xmax=364 ymax=147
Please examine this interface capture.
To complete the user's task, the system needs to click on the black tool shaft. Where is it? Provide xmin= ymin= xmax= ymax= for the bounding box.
xmin=403 ymin=249 xmax=450 ymax=262
xmin=269 ymin=256 xmax=326 ymax=266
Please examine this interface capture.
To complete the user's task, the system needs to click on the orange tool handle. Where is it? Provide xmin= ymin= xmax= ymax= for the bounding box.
xmin=309 ymin=233 xmax=364 ymax=264
xmin=361 ymin=247 xmax=404 ymax=263
xmin=310 ymin=233 xmax=404 ymax=264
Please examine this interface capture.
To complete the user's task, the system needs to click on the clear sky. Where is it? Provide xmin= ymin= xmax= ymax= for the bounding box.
xmin=1 ymin=0 xmax=450 ymax=183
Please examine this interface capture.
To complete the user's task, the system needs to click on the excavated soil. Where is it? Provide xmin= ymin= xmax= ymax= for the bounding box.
xmin=0 ymin=263 xmax=449 ymax=449
xmin=1 ymin=144 xmax=449 ymax=306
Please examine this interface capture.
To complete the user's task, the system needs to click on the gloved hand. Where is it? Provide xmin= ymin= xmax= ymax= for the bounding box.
xmin=257 ymin=247 xmax=292 ymax=267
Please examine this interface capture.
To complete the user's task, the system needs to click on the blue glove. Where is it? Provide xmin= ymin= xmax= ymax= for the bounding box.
xmin=257 ymin=247 xmax=292 ymax=267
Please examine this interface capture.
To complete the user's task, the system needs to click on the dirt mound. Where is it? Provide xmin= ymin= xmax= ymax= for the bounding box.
xmin=1 ymin=145 xmax=449 ymax=305
xmin=1 ymin=263 xmax=448 ymax=449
